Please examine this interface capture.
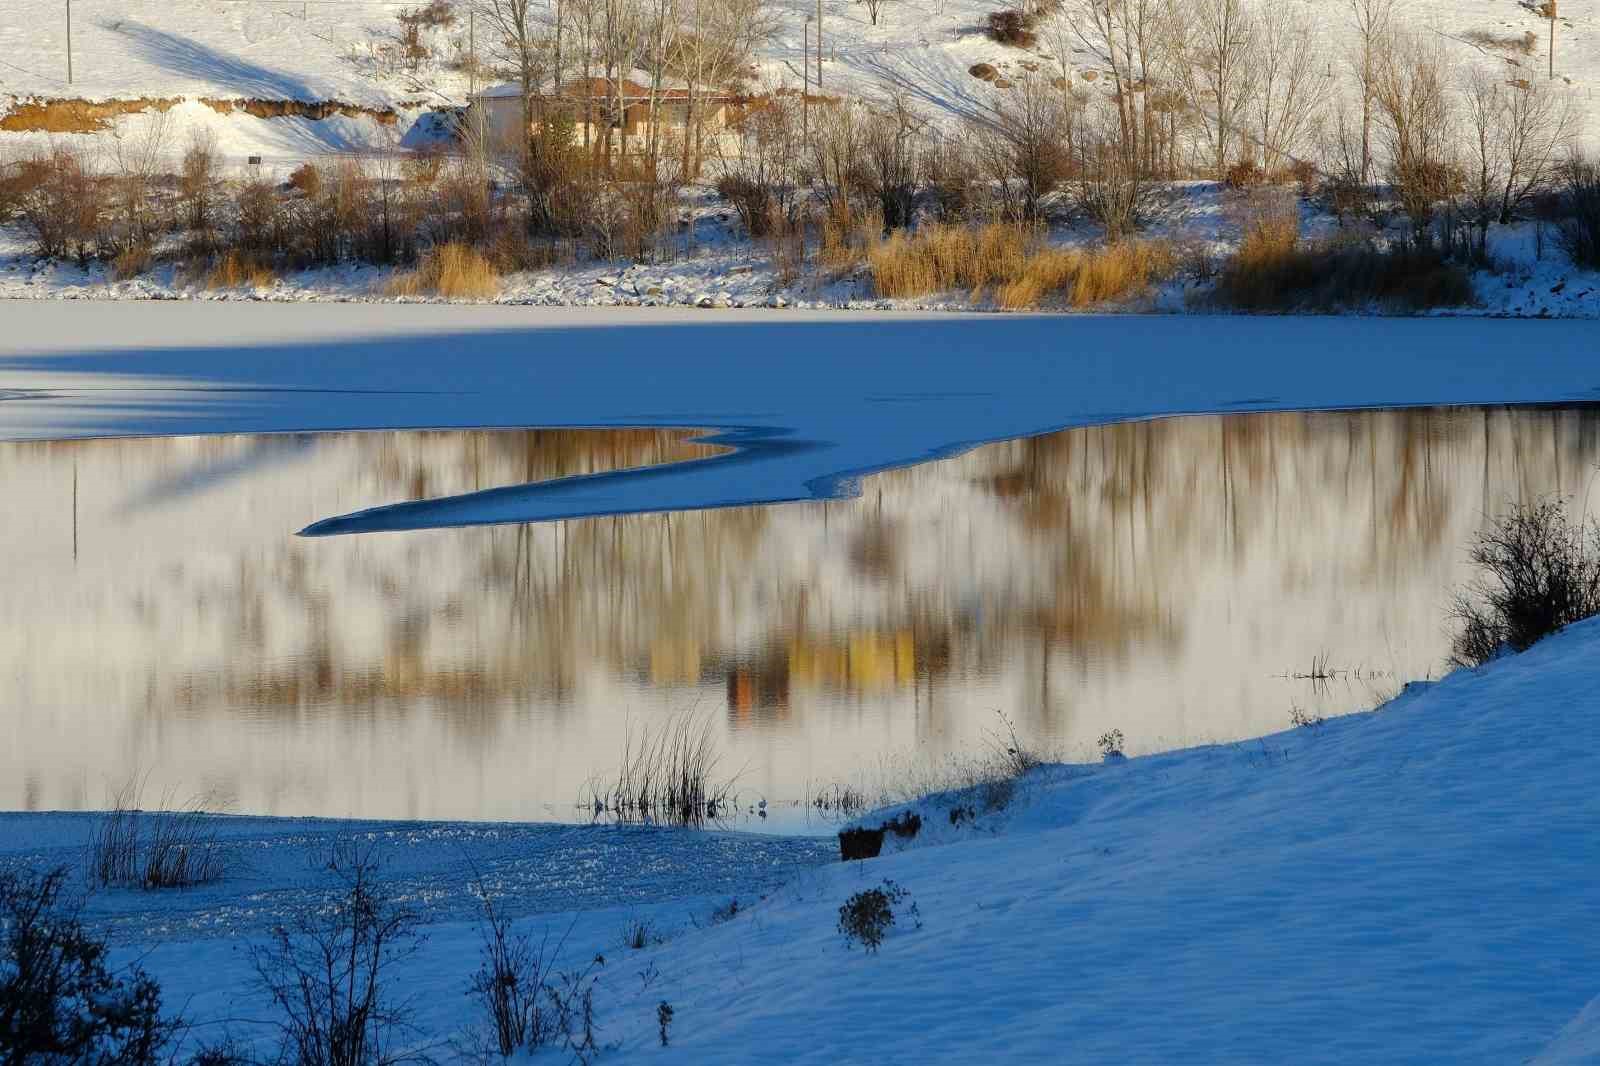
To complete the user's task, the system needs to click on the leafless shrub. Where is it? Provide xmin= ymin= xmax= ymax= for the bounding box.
xmin=970 ymin=73 xmax=1072 ymax=221
xmin=860 ymin=96 xmax=928 ymax=231
xmin=250 ymin=842 xmax=424 ymax=1066
xmin=1073 ymin=109 xmax=1160 ymax=239
xmin=1461 ymin=69 xmax=1575 ymax=255
xmin=1557 ymin=153 xmax=1600 ymax=269
xmin=922 ymin=133 xmax=980 ymax=223
xmin=179 ymin=131 xmax=221 ymax=242
xmin=470 ymin=891 xmax=555 ymax=1056
xmin=583 ymin=713 xmax=736 ymax=827
xmin=1449 ymin=498 xmax=1600 ymax=668
xmin=1373 ymin=32 xmax=1461 ymax=238
xmin=523 ymin=114 xmax=592 ymax=238
xmin=12 ymin=148 xmax=104 ymax=263
xmin=718 ymin=92 xmax=803 ymax=237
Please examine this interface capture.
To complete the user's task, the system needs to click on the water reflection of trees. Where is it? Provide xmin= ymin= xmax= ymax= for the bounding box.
xmin=132 ymin=408 xmax=1600 ymax=734
xmin=12 ymin=407 xmax=1600 ymax=818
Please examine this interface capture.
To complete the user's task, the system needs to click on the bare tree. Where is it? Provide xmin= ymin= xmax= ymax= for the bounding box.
xmin=718 ymin=86 xmax=804 ymax=235
xmin=808 ymin=98 xmax=865 ymax=221
xmin=1344 ymin=0 xmax=1395 ymax=186
xmin=860 ymin=95 xmax=929 ymax=229
xmin=1174 ymin=0 xmax=1259 ymax=179
xmin=476 ymin=0 xmax=548 ymax=154
xmin=1074 ymin=100 xmax=1157 ymax=237
xmin=970 ymin=73 xmax=1073 ymax=221
xmin=107 ymin=109 xmax=174 ymax=249
xmin=858 ymin=0 xmax=891 ymax=27
xmin=677 ymin=0 xmax=780 ymax=175
xmin=1373 ymin=30 xmax=1459 ymax=239
xmin=1067 ymin=0 xmax=1174 ymax=179
xmin=1462 ymin=67 xmax=1574 ymax=249
xmin=1252 ymin=3 xmax=1331 ymax=173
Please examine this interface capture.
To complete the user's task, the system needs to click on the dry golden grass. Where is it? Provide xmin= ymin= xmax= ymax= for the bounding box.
xmin=386 ymin=242 xmax=500 ymax=300
xmin=204 ymin=250 xmax=277 ymax=290
xmin=868 ymin=223 xmax=1035 ymax=299
xmin=870 ymin=223 xmax=1176 ymax=309
xmin=110 ymin=243 xmax=153 ymax=281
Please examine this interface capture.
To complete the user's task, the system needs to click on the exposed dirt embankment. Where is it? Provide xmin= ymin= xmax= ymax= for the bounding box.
xmin=0 ymin=96 xmax=396 ymax=133
xmin=0 ymin=97 xmax=180 ymax=133
xmin=198 ymin=98 xmax=396 ymax=125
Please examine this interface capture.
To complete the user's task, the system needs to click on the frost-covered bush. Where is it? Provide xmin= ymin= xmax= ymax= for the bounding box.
xmin=0 ymin=867 xmax=178 ymax=1064
xmin=837 ymin=880 xmax=918 ymax=954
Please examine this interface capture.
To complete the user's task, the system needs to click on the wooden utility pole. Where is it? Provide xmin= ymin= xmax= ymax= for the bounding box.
xmin=816 ymin=0 xmax=823 ymax=90
xmin=1549 ymin=0 xmax=1557 ymax=79
xmin=803 ymin=18 xmax=811 ymax=140
xmin=65 ymin=0 xmax=73 ymax=85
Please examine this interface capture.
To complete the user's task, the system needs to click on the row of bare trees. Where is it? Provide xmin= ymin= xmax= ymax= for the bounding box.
xmin=473 ymin=0 xmax=776 ymax=178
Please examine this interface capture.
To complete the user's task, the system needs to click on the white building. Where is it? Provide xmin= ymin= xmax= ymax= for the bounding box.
xmin=465 ymin=78 xmax=744 ymax=165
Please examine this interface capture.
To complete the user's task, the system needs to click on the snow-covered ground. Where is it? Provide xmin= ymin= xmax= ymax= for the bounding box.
xmin=2 ymin=0 xmax=1595 ymax=166
xmin=5 ymin=609 xmax=1599 ymax=1062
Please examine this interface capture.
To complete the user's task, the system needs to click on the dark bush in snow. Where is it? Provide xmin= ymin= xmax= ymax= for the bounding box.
xmin=1558 ymin=154 xmax=1600 ymax=270
xmin=1449 ymin=498 xmax=1600 ymax=668
xmin=0 ymin=867 xmax=179 ymax=1065
xmin=837 ymin=880 xmax=918 ymax=953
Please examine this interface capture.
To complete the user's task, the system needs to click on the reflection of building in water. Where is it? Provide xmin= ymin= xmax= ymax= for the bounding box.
xmin=8 ymin=407 xmax=1600 ymax=821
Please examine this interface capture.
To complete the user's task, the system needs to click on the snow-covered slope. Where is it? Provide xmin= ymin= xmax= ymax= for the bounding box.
xmin=1 ymin=0 xmax=1595 ymax=165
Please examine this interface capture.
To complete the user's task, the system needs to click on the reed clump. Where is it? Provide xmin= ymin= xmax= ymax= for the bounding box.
xmin=386 ymin=241 xmax=500 ymax=299
xmin=869 ymin=222 xmax=1176 ymax=309
xmin=584 ymin=714 xmax=736 ymax=827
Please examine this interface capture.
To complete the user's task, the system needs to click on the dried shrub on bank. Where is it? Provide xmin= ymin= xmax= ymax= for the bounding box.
xmin=987 ymin=9 xmax=1038 ymax=47
xmin=201 ymin=250 xmax=278 ymax=290
xmin=1215 ymin=199 xmax=1472 ymax=312
xmin=385 ymin=241 xmax=499 ymax=299
xmin=993 ymin=239 xmax=1176 ymax=309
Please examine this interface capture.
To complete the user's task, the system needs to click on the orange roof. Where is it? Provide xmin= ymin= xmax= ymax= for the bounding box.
xmin=544 ymin=78 xmax=734 ymax=102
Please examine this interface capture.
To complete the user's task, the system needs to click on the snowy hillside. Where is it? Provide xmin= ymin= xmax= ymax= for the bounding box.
xmin=1 ymin=0 xmax=1595 ymax=165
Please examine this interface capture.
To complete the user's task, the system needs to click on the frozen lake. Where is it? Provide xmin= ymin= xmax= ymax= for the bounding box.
xmin=5 ymin=304 xmax=1600 ymax=826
